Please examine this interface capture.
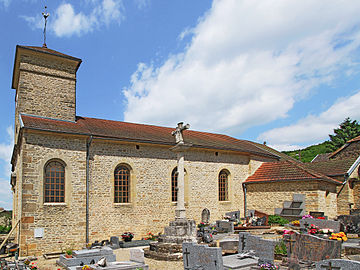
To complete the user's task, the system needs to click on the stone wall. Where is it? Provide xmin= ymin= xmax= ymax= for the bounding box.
xmin=17 ymin=131 xmax=87 ymax=256
xmin=15 ymin=131 xmax=275 ymax=255
xmin=14 ymin=51 xmax=78 ymax=143
xmin=246 ymin=180 xmax=338 ymax=218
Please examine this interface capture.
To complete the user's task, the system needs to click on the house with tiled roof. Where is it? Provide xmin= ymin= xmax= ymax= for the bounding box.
xmin=329 ymin=135 xmax=360 ymax=160
xmin=243 ymin=160 xmax=343 ymax=218
xmin=10 ymin=45 xmax=282 ymax=256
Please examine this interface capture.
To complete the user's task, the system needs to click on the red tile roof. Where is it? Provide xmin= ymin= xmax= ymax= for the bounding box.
xmin=329 ymin=135 xmax=360 ymax=158
xmin=311 ymin=153 xmax=331 ymax=162
xmin=245 ymin=160 xmax=342 ymax=184
xmin=305 ymin=157 xmax=357 ymax=177
xmin=20 ymin=114 xmax=280 ymax=159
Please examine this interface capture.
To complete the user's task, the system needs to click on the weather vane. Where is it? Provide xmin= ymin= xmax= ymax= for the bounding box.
xmin=42 ymin=6 xmax=50 ymax=48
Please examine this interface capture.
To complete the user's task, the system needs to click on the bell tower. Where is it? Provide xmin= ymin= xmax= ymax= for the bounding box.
xmin=11 ymin=45 xmax=82 ymax=142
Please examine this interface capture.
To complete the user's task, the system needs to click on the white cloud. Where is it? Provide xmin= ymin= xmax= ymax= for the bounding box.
xmin=258 ymin=90 xmax=360 ymax=146
xmin=0 ymin=0 xmax=10 ymax=8
xmin=23 ymin=1 xmax=125 ymax=37
xmin=134 ymin=0 xmax=149 ymax=10
xmin=123 ymin=1 xmax=360 ymax=136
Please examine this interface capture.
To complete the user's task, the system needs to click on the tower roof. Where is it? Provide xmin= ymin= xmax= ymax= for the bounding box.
xmin=12 ymin=45 xmax=82 ymax=89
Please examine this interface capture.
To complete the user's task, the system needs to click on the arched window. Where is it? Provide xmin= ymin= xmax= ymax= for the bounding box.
xmin=114 ymin=165 xmax=130 ymax=203
xmin=218 ymin=170 xmax=229 ymax=201
xmin=44 ymin=160 xmax=65 ymax=203
xmin=171 ymin=167 xmax=178 ymax=202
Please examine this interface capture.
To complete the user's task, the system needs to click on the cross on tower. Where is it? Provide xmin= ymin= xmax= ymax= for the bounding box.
xmin=42 ymin=6 xmax=50 ymax=48
xmin=320 ymin=261 xmax=341 ymax=270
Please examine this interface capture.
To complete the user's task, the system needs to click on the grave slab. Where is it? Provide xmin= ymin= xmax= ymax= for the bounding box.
xmin=300 ymin=218 xmax=340 ymax=232
xmin=223 ymin=255 xmax=258 ymax=269
xmin=285 ymin=232 xmax=341 ymax=268
xmin=182 ymin=242 xmax=223 ymax=270
xmin=315 ymin=259 xmax=360 ymax=270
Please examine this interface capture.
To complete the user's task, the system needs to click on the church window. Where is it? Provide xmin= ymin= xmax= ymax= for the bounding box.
xmin=219 ymin=170 xmax=229 ymax=201
xmin=44 ymin=160 xmax=65 ymax=203
xmin=114 ymin=165 xmax=130 ymax=203
xmin=171 ymin=167 xmax=178 ymax=202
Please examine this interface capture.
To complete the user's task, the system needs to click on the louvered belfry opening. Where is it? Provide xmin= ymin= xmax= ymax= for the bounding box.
xmin=114 ymin=165 xmax=130 ymax=203
xmin=44 ymin=161 xmax=65 ymax=203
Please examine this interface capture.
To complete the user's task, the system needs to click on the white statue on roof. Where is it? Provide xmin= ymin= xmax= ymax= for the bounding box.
xmin=172 ymin=122 xmax=190 ymax=144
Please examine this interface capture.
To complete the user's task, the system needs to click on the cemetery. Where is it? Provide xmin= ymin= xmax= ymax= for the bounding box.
xmin=3 ymin=208 xmax=360 ymax=269
xmin=2 ymin=11 xmax=360 ymax=270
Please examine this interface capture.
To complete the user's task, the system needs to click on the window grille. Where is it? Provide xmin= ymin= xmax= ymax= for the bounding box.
xmin=45 ymin=161 xmax=65 ymax=203
xmin=114 ymin=166 xmax=130 ymax=203
xmin=219 ymin=170 xmax=229 ymax=201
xmin=171 ymin=167 xmax=178 ymax=202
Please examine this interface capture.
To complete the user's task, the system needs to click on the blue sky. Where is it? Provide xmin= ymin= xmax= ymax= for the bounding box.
xmin=1 ymin=0 xmax=360 ymax=209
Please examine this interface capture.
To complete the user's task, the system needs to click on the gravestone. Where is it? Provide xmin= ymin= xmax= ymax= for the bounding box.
xmin=238 ymin=232 xmax=251 ymax=252
xmin=310 ymin=211 xmax=325 ymax=219
xmin=225 ymin=211 xmax=240 ymax=222
xmin=57 ymin=247 xmax=116 ymax=268
xmin=285 ymin=232 xmax=341 ymax=268
xmin=202 ymin=208 xmax=211 ymax=224
xmin=219 ymin=238 xmax=238 ymax=254
xmin=244 ymin=235 xmax=276 ymax=264
xmin=216 ymin=220 xmax=234 ymax=233
xmin=315 ymin=259 xmax=360 ymax=270
xmin=337 ymin=214 xmax=360 ymax=234
xmin=109 ymin=236 xmax=120 ymax=249
xmin=300 ymin=218 xmax=340 ymax=232
xmin=246 ymin=210 xmax=269 ymax=226
xmin=130 ymin=248 xmax=145 ymax=263
xmin=182 ymin=242 xmax=223 ymax=270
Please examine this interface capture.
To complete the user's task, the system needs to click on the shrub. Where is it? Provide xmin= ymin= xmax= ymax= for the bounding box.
xmin=268 ymin=215 xmax=289 ymax=226
xmin=274 ymin=240 xmax=287 ymax=255
xmin=0 ymin=225 xmax=11 ymax=234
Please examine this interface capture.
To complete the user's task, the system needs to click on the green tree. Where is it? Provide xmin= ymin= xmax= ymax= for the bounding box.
xmin=329 ymin=117 xmax=360 ymax=150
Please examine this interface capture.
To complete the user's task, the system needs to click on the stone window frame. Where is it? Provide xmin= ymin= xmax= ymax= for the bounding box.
xmin=218 ymin=169 xmax=230 ymax=202
xmin=40 ymin=157 xmax=71 ymax=206
xmin=112 ymin=162 xmax=136 ymax=207
xmin=114 ymin=165 xmax=131 ymax=203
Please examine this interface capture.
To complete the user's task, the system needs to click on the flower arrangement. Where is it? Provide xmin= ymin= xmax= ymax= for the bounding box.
xmin=65 ymin=248 xmax=73 ymax=258
xmin=319 ymin=228 xmax=334 ymax=235
xmin=259 ymin=262 xmax=278 ymax=269
xmin=197 ymin=222 xmax=206 ymax=228
xmin=82 ymin=265 xmax=94 ymax=270
xmin=302 ymin=214 xmax=313 ymax=219
xmin=329 ymin=232 xmax=347 ymax=242
xmin=29 ymin=262 xmax=38 ymax=270
xmin=283 ymin=229 xmax=294 ymax=235
xmin=290 ymin=220 xmax=300 ymax=226
xmin=121 ymin=232 xmax=134 ymax=241
xmin=308 ymin=224 xmax=319 ymax=235
xmin=317 ymin=216 xmax=325 ymax=219
xmin=24 ymin=259 xmax=31 ymax=265
xmin=144 ymin=232 xmax=156 ymax=241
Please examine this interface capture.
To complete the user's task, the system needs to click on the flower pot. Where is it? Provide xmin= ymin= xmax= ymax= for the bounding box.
xmin=124 ymin=238 xmax=132 ymax=242
xmin=65 ymin=254 xmax=73 ymax=258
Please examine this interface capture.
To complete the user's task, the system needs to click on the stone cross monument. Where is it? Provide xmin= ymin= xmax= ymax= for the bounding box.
xmin=144 ymin=122 xmax=196 ymax=260
xmin=172 ymin=122 xmax=190 ymax=219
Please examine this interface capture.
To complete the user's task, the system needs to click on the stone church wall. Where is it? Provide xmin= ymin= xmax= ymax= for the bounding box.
xmin=16 ymin=131 xmax=273 ymax=255
xmin=17 ymin=131 xmax=87 ymax=256
xmin=246 ymin=180 xmax=338 ymax=218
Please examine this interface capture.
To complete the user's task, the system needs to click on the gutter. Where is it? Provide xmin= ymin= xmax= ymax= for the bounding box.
xmin=86 ymin=135 xmax=93 ymax=244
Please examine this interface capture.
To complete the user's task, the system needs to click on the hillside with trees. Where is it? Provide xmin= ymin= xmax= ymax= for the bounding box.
xmin=283 ymin=118 xmax=360 ymax=162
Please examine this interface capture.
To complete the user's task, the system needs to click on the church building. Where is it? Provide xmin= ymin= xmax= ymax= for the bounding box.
xmin=10 ymin=44 xmax=360 ymax=256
